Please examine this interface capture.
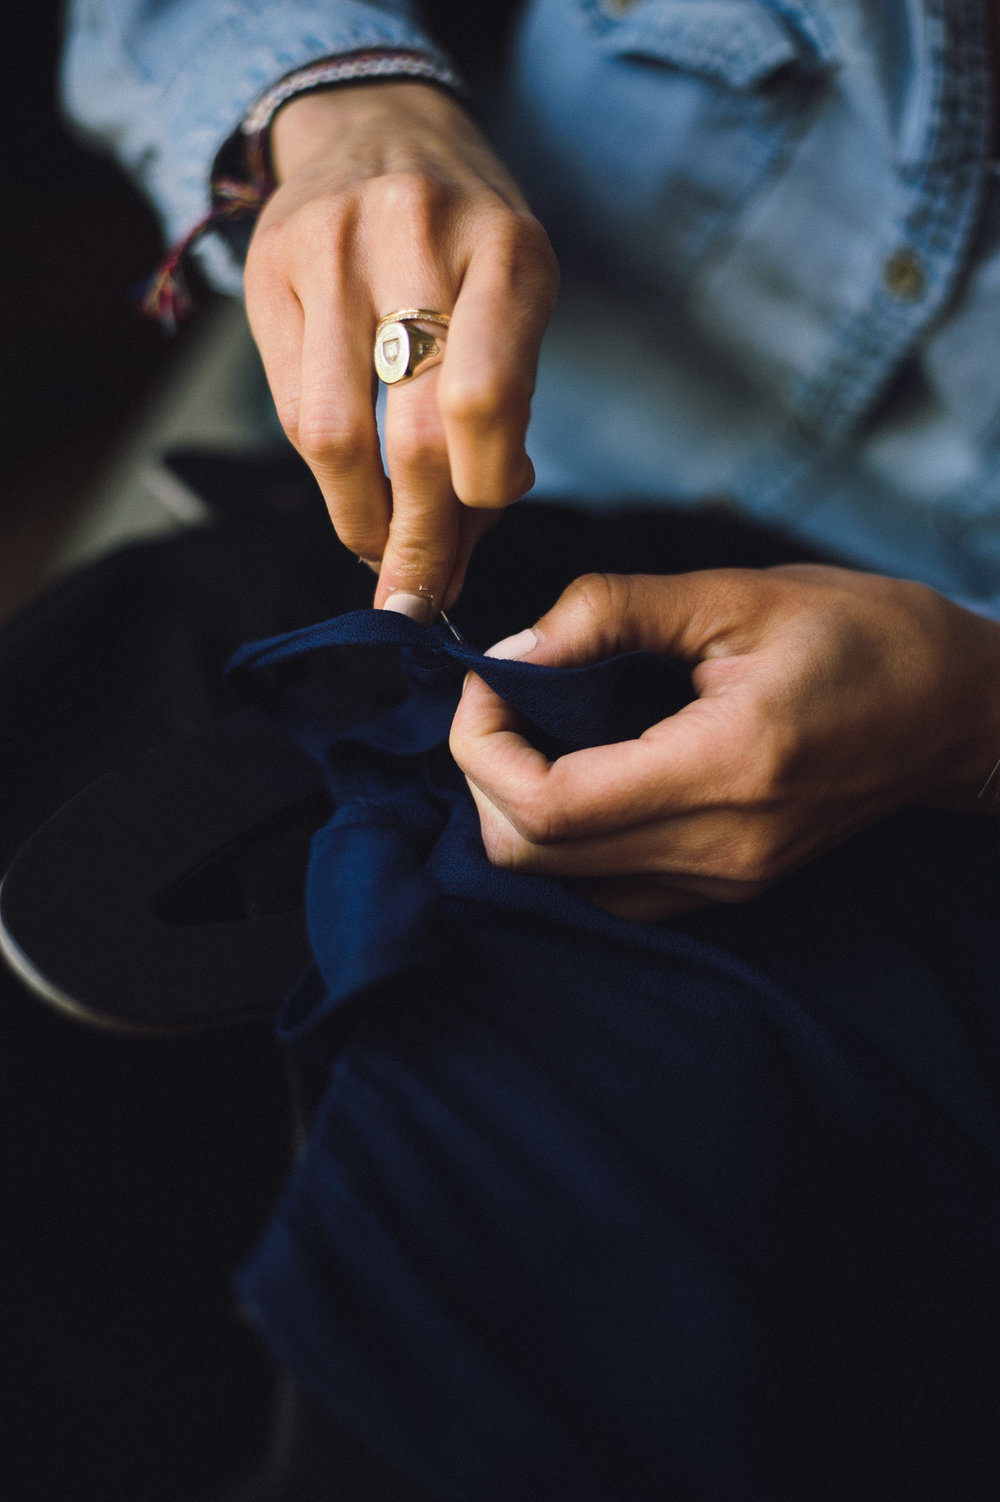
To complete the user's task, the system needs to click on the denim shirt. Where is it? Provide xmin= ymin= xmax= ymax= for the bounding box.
xmin=62 ymin=0 xmax=1000 ymax=616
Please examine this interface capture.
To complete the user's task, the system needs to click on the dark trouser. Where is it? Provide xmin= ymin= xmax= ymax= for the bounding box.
xmin=4 ymin=453 xmax=997 ymax=1500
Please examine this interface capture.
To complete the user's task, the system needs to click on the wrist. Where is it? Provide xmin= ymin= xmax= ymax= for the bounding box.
xmin=271 ymin=79 xmax=472 ymax=182
xmin=929 ymin=601 xmax=1000 ymax=813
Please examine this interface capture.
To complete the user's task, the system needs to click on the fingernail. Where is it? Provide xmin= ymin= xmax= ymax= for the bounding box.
xmin=382 ymin=591 xmax=433 ymax=625
xmin=485 ymin=627 xmax=538 ymax=660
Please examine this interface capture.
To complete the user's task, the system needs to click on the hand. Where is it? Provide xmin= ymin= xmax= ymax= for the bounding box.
xmin=244 ymin=83 xmax=558 ymax=617
xmin=449 ymin=566 xmax=1000 ymax=920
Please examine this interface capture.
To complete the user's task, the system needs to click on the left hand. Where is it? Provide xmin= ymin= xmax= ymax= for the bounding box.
xmin=449 ymin=566 xmax=1000 ymax=920
xmin=246 ymin=83 xmax=558 ymax=618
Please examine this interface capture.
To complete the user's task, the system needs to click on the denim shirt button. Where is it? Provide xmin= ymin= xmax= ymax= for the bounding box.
xmin=882 ymin=248 xmax=925 ymax=301
xmin=602 ymin=0 xmax=641 ymax=14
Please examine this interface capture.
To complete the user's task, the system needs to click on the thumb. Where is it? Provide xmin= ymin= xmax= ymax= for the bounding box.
xmin=483 ymin=570 xmax=763 ymax=667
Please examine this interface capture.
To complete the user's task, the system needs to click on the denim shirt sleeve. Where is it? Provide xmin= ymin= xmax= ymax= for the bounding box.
xmin=61 ymin=0 xmax=445 ymax=291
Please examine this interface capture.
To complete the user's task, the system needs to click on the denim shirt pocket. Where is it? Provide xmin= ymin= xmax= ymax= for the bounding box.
xmin=580 ymin=0 xmax=832 ymax=90
xmin=503 ymin=0 xmax=836 ymax=297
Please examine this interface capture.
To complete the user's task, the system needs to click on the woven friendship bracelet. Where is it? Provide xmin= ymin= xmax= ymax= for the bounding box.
xmin=241 ymin=49 xmax=465 ymax=138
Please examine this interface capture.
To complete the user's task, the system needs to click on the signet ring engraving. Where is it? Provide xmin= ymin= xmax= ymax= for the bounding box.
xmin=374 ymin=310 xmax=451 ymax=385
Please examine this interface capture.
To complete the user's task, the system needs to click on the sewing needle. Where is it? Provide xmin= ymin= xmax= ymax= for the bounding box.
xmin=439 ymin=610 xmax=468 ymax=646
xmin=357 ymin=556 xmax=468 ymax=644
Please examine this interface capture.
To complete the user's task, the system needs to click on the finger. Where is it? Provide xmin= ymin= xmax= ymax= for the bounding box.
xmin=375 ymin=359 xmax=461 ymax=615
xmin=438 ymin=218 xmax=557 ymax=508
xmin=294 ymin=259 xmax=391 ymax=563
xmin=355 ymin=176 xmax=464 ymax=613
xmin=488 ymin=570 xmax=786 ymax=670
xmin=244 ymin=275 xmax=308 ymax=453
xmin=451 ymin=672 xmax=737 ymax=841
xmin=464 ymin=775 xmax=777 ymax=898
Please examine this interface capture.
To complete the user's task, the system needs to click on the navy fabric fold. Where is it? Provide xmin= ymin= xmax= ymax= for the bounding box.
xmin=230 ymin=608 xmax=1000 ymax=1501
xmin=227 ymin=607 xmax=695 ymax=756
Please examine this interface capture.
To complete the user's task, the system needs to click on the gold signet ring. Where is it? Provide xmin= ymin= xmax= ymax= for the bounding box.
xmin=374 ymin=309 xmax=451 ymax=385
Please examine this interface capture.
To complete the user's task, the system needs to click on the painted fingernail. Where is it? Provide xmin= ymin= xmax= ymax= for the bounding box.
xmin=382 ymin=590 xmax=433 ymax=625
xmin=485 ymin=627 xmax=538 ymax=660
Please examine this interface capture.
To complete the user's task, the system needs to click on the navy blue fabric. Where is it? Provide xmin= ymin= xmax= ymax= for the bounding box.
xmin=230 ymin=609 xmax=1000 ymax=1501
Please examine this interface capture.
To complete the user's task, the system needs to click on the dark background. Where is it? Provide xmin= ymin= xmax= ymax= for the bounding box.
xmin=2 ymin=11 xmax=279 ymax=1501
xmin=2 ymin=4 xmax=199 ymax=623
xmin=0 ymin=7 xmax=522 ymax=1499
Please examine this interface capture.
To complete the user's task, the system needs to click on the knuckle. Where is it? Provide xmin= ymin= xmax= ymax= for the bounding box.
xmin=297 ymin=411 xmax=374 ymax=474
xmin=337 ymin=520 xmax=387 ymax=559
xmin=479 ymin=819 xmax=520 ymax=869
xmin=718 ymin=825 xmax=784 ymax=888
xmin=471 ymin=797 xmax=529 ymax=869
xmin=456 ymin=472 xmax=531 ymax=511
xmin=372 ymin=169 xmax=443 ymax=224
xmin=387 ymin=412 xmax=446 ymax=473
xmin=481 ymin=213 xmax=560 ymax=301
xmin=385 ymin=535 xmax=438 ymax=575
xmin=481 ymin=822 xmax=546 ymax=871
xmin=509 ymin=792 xmax=566 ymax=848
xmin=273 ymin=394 xmax=301 ymax=444
xmin=726 ymin=847 xmax=775 ymax=888
xmin=515 ymin=217 xmax=561 ymax=295
xmin=295 ymin=193 xmax=353 ymax=249
xmin=473 ymin=790 xmax=564 ymax=865
xmin=447 ymin=721 xmax=471 ymax=770
xmin=562 ymin=572 xmax=629 ymax=627
xmin=440 ymin=370 xmax=529 ymax=432
xmin=251 ymin=197 xmax=357 ymax=292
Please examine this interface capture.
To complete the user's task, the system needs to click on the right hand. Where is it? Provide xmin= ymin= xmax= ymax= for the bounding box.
xmin=243 ymin=81 xmax=559 ymax=618
xmin=450 ymin=563 xmax=1000 ymax=921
